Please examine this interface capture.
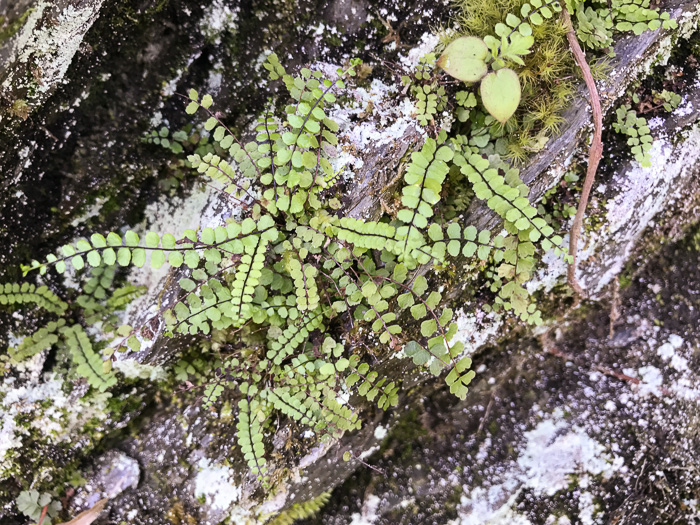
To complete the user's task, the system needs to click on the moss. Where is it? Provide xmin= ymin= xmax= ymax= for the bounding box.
xmin=0 ymin=9 xmax=34 ymax=44
xmin=166 ymin=501 xmax=197 ymax=525
xmin=377 ymin=409 xmax=429 ymax=463
xmin=450 ymin=0 xmax=577 ymax=163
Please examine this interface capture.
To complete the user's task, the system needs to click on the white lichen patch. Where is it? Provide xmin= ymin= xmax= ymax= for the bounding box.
xmin=374 ymin=425 xmax=387 ymax=440
xmin=517 ymin=416 xmax=623 ymax=496
xmin=199 ymin=0 xmax=239 ymax=44
xmin=623 ymin=365 xmax=664 ymax=397
xmin=656 ymin=334 xmax=689 ymax=372
xmin=327 ymin=76 xmax=422 ymax=179
xmin=113 ymin=359 xmax=167 ymax=381
xmin=399 ymin=32 xmax=441 ymax=69
xmin=2 ymin=0 xmax=105 ymax=101
xmin=349 ymin=493 xmax=381 ymax=525
xmin=194 ymin=457 xmax=241 ymax=512
xmin=630 ymin=335 xmax=700 ymax=401
xmin=454 ymin=310 xmax=503 ymax=357
xmin=297 ymin=439 xmax=334 ymax=469
xmin=453 ymin=410 xmax=623 ymax=525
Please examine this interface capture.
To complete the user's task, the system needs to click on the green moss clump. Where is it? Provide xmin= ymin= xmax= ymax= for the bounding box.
xmin=450 ymin=0 xmax=576 ymax=162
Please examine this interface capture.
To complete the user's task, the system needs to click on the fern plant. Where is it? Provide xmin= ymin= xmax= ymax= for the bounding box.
xmin=6 ymin=51 xmax=572 ymax=487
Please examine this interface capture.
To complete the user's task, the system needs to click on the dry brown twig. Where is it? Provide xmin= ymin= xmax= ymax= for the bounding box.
xmin=609 ymin=275 xmax=621 ymax=338
xmin=561 ymin=8 xmax=604 ymax=297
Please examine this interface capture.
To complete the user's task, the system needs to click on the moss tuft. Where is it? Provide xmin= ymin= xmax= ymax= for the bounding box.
xmin=451 ymin=0 xmax=576 ymax=162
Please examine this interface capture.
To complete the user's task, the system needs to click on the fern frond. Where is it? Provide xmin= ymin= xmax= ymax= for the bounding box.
xmin=9 ymin=319 xmax=67 ymax=364
xmin=267 ymin=491 xmax=331 ymax=525
xmin=24 ymin=216 xmax=278 ymax=277
xmin=236 ymin=396 xmax=268 ymax=484
xmin=263 ymin=387 xmax=326 ymax=430
xmin=189 ymin=152 xmax=260 ymax=207
xmin=106 ymin=285 xmax=147 ymax=310
xmin=454 ymin=151 xmax=565 ymax=252
xmin=229 ymin=233 xmax=270 ymax=326
xmin=485 ymin=0 xmax=563 ymax=67
xmin=344 ymin=355 xmax=399 ymax=410
xmin=396 ymin=138 xmax=453 ymax=252
xmin=266 ymin=310 xmax=325 ymax=366
xmin=60 ymin=324 xmax=117 ymax=392
xmin=0 ymin=283 xmax=67 ymax=315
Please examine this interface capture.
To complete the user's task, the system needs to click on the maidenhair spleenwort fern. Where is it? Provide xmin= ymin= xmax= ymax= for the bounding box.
xmin=5 ymin=53 xmax=571 ymax=487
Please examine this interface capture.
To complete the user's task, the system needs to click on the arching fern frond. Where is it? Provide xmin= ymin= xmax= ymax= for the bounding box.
xmin=60 ymin=324 xmax=117 ymax=392
xmin=9 ymin=319 xmax=66 ymax=364
xmin=0 ymin=283 xmax=67 ymax=315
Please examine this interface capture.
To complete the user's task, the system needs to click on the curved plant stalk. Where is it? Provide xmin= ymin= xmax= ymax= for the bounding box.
xmin=562 ymin=7 xmax=604 ymax=297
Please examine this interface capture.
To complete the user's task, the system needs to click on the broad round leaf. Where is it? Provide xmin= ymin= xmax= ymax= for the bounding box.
xmin=480 ymin=68 xmax=521 ymax=124
xmin=437 ymin=36 xmax=489 ymax=83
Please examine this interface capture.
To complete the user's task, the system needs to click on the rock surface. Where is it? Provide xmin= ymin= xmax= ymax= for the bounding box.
xmin=0 ymin=0 xmax=699 ymax=524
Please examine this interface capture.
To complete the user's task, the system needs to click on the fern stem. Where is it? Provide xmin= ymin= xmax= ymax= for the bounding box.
xmin=562 ymin=7 xmax=604 ymax=297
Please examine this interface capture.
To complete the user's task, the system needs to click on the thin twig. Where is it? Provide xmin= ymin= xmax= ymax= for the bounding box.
xmin=609 ymin=275 xmax=621 ymax=339
xmin=562 ymin=8 xmax=604 ymax=297
xmin=546 ymin=346 xmax=673 ymax=396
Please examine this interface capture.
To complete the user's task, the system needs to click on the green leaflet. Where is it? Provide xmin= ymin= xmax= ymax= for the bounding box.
xmin=9 ymin=319 xmax=66 ymax=364
xmin=0 ymin=282 xmax=67 ymax=315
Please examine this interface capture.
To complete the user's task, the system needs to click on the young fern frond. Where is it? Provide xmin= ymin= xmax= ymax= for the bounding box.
xmin=9 ymin=319 xmax=66 ymax=364
xmin=236 ymin=396 xmax=268 ymax=484
xmin=425 ymin=223 xmax=507 ymax=262
xmin=454 ymin=151 xmax=565 ymax=251
xmin=229 ymin=233 xmax=270 ymax=326
xmin=263 ymin=387 xmax=326 ymax=431
xmin=396 ymin=138 xmax=453 ymax=253
xmin=485 ymin=0 xmax=563 ymax=67
xmin=0 ymin=283 xmax=67 ymax=315
xmin=266 ymin=310 xmax=325 ymax=366
xmin=61 ymin=324 xmax=117 ymax=392
xmin=345 ymin=356 xmax=399 ymax=410
xmin=189 ymin=152 xmax=259 ymax=208
xmin=106 ymin=285 xmax=147 ymax=310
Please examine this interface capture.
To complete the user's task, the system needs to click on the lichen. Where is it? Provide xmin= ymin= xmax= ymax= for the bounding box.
xmin=453 ymin=409 xmax=624 ymax=524
xmin=0 ymin=357 xmax=114 ymax=494
xmin=193 ymin=457 xmax=241 ymax=514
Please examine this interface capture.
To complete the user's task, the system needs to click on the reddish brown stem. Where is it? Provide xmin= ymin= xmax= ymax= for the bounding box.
xmin=562 ymin=8 xmax=604 ymax=297
xmin=37 ymin=505 xmax=48 ymax=525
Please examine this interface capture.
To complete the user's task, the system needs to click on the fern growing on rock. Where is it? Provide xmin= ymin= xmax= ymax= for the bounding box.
xmin=5 ymin=51 xmax=573 ymax=487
